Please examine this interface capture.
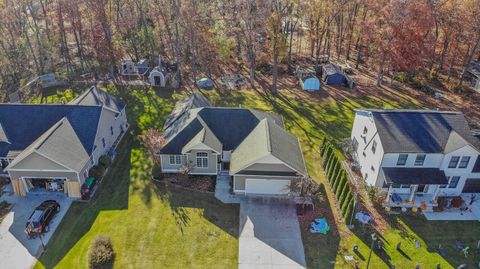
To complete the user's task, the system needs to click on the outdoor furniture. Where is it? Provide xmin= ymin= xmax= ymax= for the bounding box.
xmin=392 ymin=193 xmax=402 ymax=204
xmin=355 ymin=211 xmax=373 ymax=224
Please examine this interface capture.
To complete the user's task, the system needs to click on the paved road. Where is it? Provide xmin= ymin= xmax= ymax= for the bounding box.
xmin=0 ymin=190 xmax=71 ymax=269
xmin=239 ymin=197 xmax=306 ymax=269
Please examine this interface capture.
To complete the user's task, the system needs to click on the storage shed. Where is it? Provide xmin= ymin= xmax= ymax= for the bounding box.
xmin=137 ymin=59 xmax=150 ymax=75
xmin=120 ymin=60 xmax=136 ymax=76
xmin=148 ymin=67 xmax=166 ymax=87
xmin=295 ymin=66 xmax=320 ymax=92
xmin=322 ymin=64 xmax=347 ymax=86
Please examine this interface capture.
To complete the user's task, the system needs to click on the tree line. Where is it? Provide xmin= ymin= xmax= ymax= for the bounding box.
xmin=0 ymin=0 xmax=478 ymax=96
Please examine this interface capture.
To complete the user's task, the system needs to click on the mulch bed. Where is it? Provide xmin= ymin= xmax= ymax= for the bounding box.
xmin=155 ymin=173 xmax=216 ymax=193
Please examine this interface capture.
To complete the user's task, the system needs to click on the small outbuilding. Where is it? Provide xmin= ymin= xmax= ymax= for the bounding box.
xmin=296 ymin=66 xmax=320 ymax=92
xmin=148 ymin=67 xmax=166 ymax=87
xmin=322 ymin=64 xmax=347 ymax=86
xmin=120 ymin=60 xmax=136 ymax=76
xmin=137 ymin=59 xmax=150 ymax=75
xmin=466 ymin=62 xmax=480 ymax=92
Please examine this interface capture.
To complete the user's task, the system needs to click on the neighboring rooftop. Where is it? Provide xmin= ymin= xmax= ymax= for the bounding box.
xmin=69 ymin=86 xmax=126 ymax=113
xmin=0 ymin=104 xmax=101 ymax=158
xmin=360 ymin=109 xmax=480 ymax=153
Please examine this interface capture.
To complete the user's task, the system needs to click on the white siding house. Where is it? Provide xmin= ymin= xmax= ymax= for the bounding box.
xmin=351 ymin=109 xmax=480 ymax=211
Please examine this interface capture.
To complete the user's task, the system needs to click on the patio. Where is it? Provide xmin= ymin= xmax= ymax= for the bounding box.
xmin=423 ymin=194 xmax=480 ymax=221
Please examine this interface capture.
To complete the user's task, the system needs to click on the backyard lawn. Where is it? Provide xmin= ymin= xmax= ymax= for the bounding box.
xmin=34 ymin=83 xmax=480 ymax=268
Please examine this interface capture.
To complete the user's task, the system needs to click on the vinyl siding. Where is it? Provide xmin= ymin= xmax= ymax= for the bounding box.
xmin=8 ymin=152 xmax=71 ymax=171
xmin=187 ymin=149 xmax=218 ymax=175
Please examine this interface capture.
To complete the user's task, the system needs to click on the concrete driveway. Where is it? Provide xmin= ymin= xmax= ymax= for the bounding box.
xmin=0 ymin=188 xmax=72 ymax=269
xmin=239 ymin=197 xmax=306 ymax=269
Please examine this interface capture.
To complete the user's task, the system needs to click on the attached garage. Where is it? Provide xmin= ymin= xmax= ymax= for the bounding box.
xmin=245 ymin=178 xmax=291 ymax=195
xmin=462 ymin=178 xmax=480 ymax=193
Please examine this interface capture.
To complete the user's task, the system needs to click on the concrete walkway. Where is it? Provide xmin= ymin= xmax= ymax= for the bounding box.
xmin=0 ymin=186 xmax=72 ymax=269
xmin=239 ymin=197 xmax=306 ymax=269
xmin=214 ymin=175 xmax=243 ymax=204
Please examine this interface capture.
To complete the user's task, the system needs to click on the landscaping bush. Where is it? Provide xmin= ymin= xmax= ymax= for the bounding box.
xmin=98 ymin=155 xmax=112 ymax=168
xmin=89 ymin=165 xmax=106 ymax=181
xmin=88 ymin=235 xmax=115 ymax=269
xmin=366 ymin=185 xmax=385 ymax=206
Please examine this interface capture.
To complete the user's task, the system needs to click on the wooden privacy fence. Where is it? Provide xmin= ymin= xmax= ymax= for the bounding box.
xmin=320 ymin=137 xmax=355 ymax=222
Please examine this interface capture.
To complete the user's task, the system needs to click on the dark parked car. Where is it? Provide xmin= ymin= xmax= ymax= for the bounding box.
xmin=25 ymin=200 xmax=60 ymax=238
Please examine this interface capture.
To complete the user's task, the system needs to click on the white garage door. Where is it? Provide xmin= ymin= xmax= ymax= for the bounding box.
xmin=245 ymin=178 xmax=291 ymax=195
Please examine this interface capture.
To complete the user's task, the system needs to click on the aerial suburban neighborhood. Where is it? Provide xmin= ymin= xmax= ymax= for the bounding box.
xmin=0 ymin=0 xmax=480 ymax=269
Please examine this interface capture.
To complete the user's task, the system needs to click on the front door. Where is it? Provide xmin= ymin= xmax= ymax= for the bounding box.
xmin=417 ymin=184 xmax=429 ymax=193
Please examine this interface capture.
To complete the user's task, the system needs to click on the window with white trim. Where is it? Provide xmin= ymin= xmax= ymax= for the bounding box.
xmin=169 ymin=155 xmax=182 ymax=165
xmin=397 ymin=154 xmax=408 ymax=166
xmin=414 ymin=154 xmax=426 ymax=166
xmin=459 ymin=156 xmax=471 ymax=168
xmin=448 ymin=176 xmax=460 ymax=188
xmin=102 ymin=138 xmax=106 ymax=148
xmin=448 ymin=156 xmax=460 ymax=168
xmin=196 ymin=152 xmax=208 ymax=168
xmin=372 ymin=141 xmax=377 ymax=154
xmin=110 ymin=126 xmax=114 ymax=136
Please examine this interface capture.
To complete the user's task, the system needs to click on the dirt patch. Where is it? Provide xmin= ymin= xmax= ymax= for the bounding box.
xmin=155 ymin=173 xmax=216 ymax=193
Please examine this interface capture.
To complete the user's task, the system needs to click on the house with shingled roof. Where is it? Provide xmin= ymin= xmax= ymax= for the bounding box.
xmin=0 ymin=86 xmax=128 ymax=198
xmin=351 ymin=109 xmax=480 ymax=211
xmin=159 ymin=93 xmax=307 ymax=195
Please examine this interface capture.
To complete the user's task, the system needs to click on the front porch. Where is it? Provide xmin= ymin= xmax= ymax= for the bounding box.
xmin=383 ymin=184 xmax=442 ymax=211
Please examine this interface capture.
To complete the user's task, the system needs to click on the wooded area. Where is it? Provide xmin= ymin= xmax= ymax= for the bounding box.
xmin=0 ymin=0 xmax=479 ymax=98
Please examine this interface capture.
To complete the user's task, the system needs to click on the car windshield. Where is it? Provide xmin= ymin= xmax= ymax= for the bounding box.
xmin=28 ymin=210 xmax=44 ymax=228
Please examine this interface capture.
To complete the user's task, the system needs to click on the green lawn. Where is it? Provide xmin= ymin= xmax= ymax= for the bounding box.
xmin=34 ymin=86 xmax=239 ymax=269
xmin=34 ymin=84 xmax=480 ymax=268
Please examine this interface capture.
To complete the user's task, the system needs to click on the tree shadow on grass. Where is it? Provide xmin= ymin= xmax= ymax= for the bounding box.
xmin=153 ymin=182 xmax=239 ymax=238
xmin=398 ymin=215 xmax=480 ymax=268
xmin=301 ymin=184 xmax=340 ymax=269
xmin=36 ymin=135 xmax=132 ymax=269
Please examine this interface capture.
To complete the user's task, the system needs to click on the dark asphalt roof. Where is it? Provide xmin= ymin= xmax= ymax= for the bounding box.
xmin=163 ymin=93 xmax=211 ymax=130
xmin=368 ymin=110 xmax=480 ymax=153
xmin=0 ymin=104 xmax=101 ymax=157
xmin=383 ymin=167 xmax=449 ymax=185
xmin=70 ymin=86 xmax=126 ymax=113
xmin=161 ymin=106 xmax=282 ymax=154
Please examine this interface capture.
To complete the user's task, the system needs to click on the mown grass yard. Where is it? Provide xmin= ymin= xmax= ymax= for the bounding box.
xmin=34 ymin=83 xmax=480 ymax=269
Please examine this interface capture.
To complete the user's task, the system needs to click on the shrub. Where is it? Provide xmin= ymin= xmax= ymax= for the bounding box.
xmin=88 ymin=236 xmax=115 ymax=269
xmin=98 ymin=155 xmax=112 ymax=168
xmin=89 ymin=165 xmax=106 ymax=181
xmin=366 ymin=185 xmax=385 ymax=206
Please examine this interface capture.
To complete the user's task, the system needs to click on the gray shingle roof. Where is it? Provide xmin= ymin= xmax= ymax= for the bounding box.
xmin=70 ymin=86 xmax=126 ymax=113
xmin=163 ymin=92 xmax=211 ymax=130
xmin=160 ymin=107 xmax=282 ymax=154
xmin=383 ymin=167 xmax=449 ymax=185
xmin=366 ymin=109 xmax=480 ymax=153
xmin=0 ymin=104 xmax=101 ymax=158
xmin=229 ymin=119 xmax=307 ymax=176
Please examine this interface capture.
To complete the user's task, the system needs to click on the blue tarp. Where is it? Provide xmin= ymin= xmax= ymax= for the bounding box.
xmin=310 ymin=218 xmax=330 ymax=234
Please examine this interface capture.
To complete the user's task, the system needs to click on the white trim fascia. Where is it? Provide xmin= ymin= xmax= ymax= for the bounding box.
xmin=234 ymin=173 xmax=298 ymax=178
xmin=8 ymin=168 xmax=75 ymax=172
xmin=189 ymin=172 xmax=217 ymax=175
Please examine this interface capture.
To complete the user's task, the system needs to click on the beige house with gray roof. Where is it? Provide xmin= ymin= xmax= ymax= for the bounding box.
xmin=1 ymin=86 xmax=128 ymax=198
xmin=159 ymin=93 xmax=307 ymax=195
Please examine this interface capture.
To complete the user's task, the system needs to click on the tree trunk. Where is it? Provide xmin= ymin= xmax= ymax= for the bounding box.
xmin=458 ymin=34 xmax=480 ymax=87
